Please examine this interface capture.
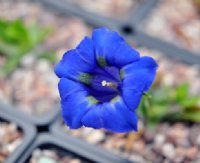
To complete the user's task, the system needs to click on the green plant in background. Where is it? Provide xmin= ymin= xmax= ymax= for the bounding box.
xmin=138 ymin=83 xmax=200 ymax=128
xmin=38 ymin=51 xmax=58 ymax=64
xmin=0 ymin=19 xmax=50 ymax=76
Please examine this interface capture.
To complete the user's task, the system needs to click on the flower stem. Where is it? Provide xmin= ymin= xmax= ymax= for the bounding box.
xmin=142 ymin=92 xmax=152 ymax=128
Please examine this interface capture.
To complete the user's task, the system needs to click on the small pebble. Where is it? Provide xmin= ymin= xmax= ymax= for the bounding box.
xmin=154 ymin=134 xmax=166 ymax=146
xmin=0 ymin=122 xmax=23 ymax=162
xmin=86 ymin=130 xmax=105 ymax=144
xmin=162 ymin=143 xmax=175 ymax=159
xmin=37 ymin=157 xmax=56 ymax=163
xmin=186 ymin=147 xmax=198 ymax=160
xmin=30 ymin=149 xmax=82 ymax=163
xmin=196 ymin=134 xmax=200 ymax=147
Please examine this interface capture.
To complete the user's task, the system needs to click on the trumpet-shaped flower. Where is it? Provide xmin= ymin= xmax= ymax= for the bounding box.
xmin=55 ymin=28 xmax=158 ymax=132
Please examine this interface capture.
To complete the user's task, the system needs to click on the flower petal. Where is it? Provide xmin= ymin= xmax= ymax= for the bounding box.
xmin=76 ymin=36 xmax=96 ymax=67
xmin=54 ymin=49 xmax=94 ymax=80
xmin=61 ymin=91 xmax=90 ymax=129
xmin=58 ymin=78 xmax=91 ymax=129
xmin=82 ymin=97 xmax=138 ymax=132
xmin=122 ymin=89 xmax=143 ymax=111
xmin=58 ymin=78 xmax=84 ymax=100
xmin=92 ymin=28 xmax=124 ymax=66
xmin=122 ymin=56 xmax=158 ymax=110
xmin=92 ymin=28 xmax=140 ymax=68
xmin=82 ymin=104 xmax=104 ymax=129
xmin=123 ymin=56 xmax=158 ymax=91
xmin=112 ymin=43 xmax=140 ymax=67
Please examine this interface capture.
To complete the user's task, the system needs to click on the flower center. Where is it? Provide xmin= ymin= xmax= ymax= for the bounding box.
xmin=101 ymin=80 xmax=118 ymax=89
xmin=80 ymin=66 xmax=121 ymax=103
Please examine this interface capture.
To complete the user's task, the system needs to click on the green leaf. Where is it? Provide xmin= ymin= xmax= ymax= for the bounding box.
xmin=180 ymin=96 xmax=200 ymax=108
xmin=38 ymin=51 xmax=57 ymax=63
xmin=174 ymin=110 xmax=200 ymax=123
xmin=0 ymin=42 xmax=18 ymax=56
xmin=27 ymin=24 xmax=51 ymax=46
xmin=0 ymin=19 xmax=50 ymax=76
xmin=149 ymin=104 xmax=169 ymax=121
xmin=0 ymin=55 xmax=21 ymax=76
xmin=151 ymin=87 xmax=168 ymax=104
xmin=138 ymin=81 xmax=200 ymax=127
xmin=175 ymin=83 xmax=189 ymax=101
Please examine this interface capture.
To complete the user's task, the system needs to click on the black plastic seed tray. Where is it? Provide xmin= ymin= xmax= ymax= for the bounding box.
xmin=34 ymin=0 xmax=156 ymax=34
xmin=0 ymin=100 xmax=60 ymax=127
xmin=17 ymin=133 xmax=131 ymax=163
xmin=126 ymin=0 xmax=158 ymax=26
xmin=128 ymin=0 xmax=158 ymax=22
xmin=57 ymin=0 xmax=149 ymax=22
xmin=36 ymin=0 xmax=150 ymax=25
xmin=33 ymin=0 xmax=117 ymax=29
xmin=49 ymin=118 xmax=132 ymax=163
xmin=130 ymin=32 xmax=200 ymax=66
xmin=0 ymin=103 xmax=36 ymax=163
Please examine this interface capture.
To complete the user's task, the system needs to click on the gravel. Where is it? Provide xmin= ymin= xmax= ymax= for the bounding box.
xmin=0 ymin=121 xmax=23 ymax=163
xmin=143 ymin=0 xmax=200 ymax=54
xmin=0 ymin=58 xmax=59 ymax=116
xmin=29 ymin=148 xmax=82 ymax=163
xmin=63 ymin=123 xmax=200 ymax=163
xmin=65 ymin=0 xmax=140 ymax=19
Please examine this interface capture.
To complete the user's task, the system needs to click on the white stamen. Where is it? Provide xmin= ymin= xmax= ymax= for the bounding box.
xmin=102 ymin=80 xmax=107 ymax=86
xmin=101 ymin=80 xmax=117 ymax=89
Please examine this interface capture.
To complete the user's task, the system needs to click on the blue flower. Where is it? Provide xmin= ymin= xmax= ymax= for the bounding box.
xmin=55 ymin=28 xmax=158 ymax=133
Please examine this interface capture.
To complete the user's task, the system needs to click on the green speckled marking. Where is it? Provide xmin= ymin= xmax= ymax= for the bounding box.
xmin=97 ymin=56 xmax=107 ymax=67
xmin=110 ymin=95 xmax=120 ymax=103
xmin=120 ymin=69 xmax=124 ymax=79
xmin=87 ymin=96 xmax=99 ymax=105
xmin=79 ymin=73 xmax=92 ymax=85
